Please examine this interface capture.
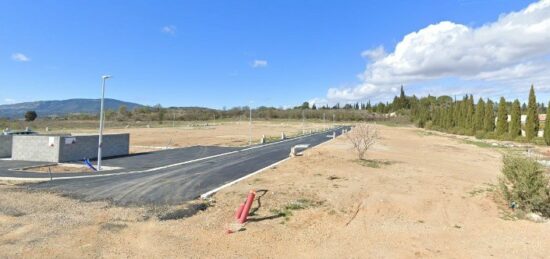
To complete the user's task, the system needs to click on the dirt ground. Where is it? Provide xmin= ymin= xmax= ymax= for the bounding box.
xmin=1 ymin=125 xmax=549 ymax=258
xmin=66 ymin=121 xmax=330 ymax=153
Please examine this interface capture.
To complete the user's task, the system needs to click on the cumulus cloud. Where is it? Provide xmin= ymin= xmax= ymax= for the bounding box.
xmin=11 ymin=53 xmax=30 ymax=62
xmin=324 ymin=0 xmax=550 ymax=103
xmin=161 ymin=25 xmax=177 ymax=35
xmin=252 ymin=59 xmax=268 ymax=68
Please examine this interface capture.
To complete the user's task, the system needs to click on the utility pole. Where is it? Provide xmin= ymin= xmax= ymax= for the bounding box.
xmin=97 ymin=75 xmax=111 ymax=171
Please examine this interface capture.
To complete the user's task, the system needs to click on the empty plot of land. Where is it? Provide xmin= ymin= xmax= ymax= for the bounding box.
xmin=1 ymin=125 xmax=549 ymax=258
xmin=62 ymin=121 xmax=330 ymax=153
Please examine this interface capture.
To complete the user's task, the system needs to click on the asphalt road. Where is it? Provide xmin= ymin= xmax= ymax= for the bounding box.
xmin=30 ymin=127 xmax=348 ymax=206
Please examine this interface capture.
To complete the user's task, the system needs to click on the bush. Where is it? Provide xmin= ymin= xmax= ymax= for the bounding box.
xmin=514 ymin=136 xmax=528 ymax=143
xmin=475 ymin=130 xmax=486 ymax=139
xmin=484 ymin=132 xmax=496 ymax=140
xmin=532 ymin=137 xmax=546 ymax=146
xmin=499 ymin=155 xmax=550 ymax=217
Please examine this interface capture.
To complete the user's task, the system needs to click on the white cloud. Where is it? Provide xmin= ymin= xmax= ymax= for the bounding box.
xmin=252 ymin=59 xmax=268 ymax=68
xmin=3 ymin=98 xmax=16 ymax=104
xmin=161 ymin=25 xmax=177 ymax=35
xmin=11 ymin=53 xmax=30 ymax=62
xmin=324 ymin=0 xmax=550 ymax=103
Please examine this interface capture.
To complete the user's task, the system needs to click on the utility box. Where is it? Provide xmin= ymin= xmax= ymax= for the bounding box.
xmin=12 ymin=134 xmax=129 ymax=162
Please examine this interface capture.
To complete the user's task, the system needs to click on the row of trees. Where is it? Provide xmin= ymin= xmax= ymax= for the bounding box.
xmin=404 ymin=85 xmax=550 ymax=144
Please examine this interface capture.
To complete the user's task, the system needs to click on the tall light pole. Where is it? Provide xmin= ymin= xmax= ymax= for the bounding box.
xmin=97 ymin=75 xmax=111 ymax=171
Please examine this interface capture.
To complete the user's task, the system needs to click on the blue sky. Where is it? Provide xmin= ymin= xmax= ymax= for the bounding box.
xmin=1 ymin=0 xmax=547 ymax=108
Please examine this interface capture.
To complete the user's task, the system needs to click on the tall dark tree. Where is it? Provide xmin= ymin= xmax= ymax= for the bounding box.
xmin=474 ymin=98 xmax=485 ymax=131
xmin=24 ymin=111 xmax=37 ymax=122
xmin=496 ymin=97 xmax=508 ymax=136
xmin=509 ymin=99 xmax=521 ymax=138
xmin=484 ymin=100 xmax=495 ymax=132
xmin=525 ymin=85 xmax=539 ymax=140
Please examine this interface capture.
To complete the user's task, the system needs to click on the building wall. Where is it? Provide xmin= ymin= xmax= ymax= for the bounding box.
xmin=58 ymin=134 xmax=129 ymax=162
xmin=11 ymin=134 xmax=129 ymax=162
xmin=12 ymin=136 xmax=60 ymax=162
xmin=0 ymin=135 xmax=13 ymax=158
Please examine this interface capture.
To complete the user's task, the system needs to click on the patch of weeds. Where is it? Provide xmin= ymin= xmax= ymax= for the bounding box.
xmin=357 ymin=159 xmax=396 ymax=168
xmin=327 ymin=175 xmax=340 ymax=180
xmin=462 ymin=139 xmax=496 ymax=149
xmin=468 ymin=184 xmax=496 ymax=197
xmin=101 ymin=222 xmax=128 ymax=233
xmin=158 ymin=202 xmax=209 ymax=221
xmin=270 ymin=199 xmax=322 ymax=221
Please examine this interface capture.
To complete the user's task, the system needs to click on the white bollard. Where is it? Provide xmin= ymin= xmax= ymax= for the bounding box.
xmin=281 ymin=132 xmax=285 ymax=140
xmin=332 ymin=132 xmax=336 ymax=139
xmin=261 ymin=135 xmax=266 ymax=144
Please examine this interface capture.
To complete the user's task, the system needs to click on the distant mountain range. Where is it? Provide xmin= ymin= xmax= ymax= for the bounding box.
xmin=0 ymin=98 xmax=143 ymax=119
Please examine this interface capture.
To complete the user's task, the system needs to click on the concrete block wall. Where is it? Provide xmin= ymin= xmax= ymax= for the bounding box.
xmin=58 ymin=134 xmax=129 ymax=162
xmin=12 ymin=136 xmax=60 ymax=162
xmin=11 ymin=134 xmax=129 ymax=162
xmin=0 ymin=135 xmax=13 ymax=158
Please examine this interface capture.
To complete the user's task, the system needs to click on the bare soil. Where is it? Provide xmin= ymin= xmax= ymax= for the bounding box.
xmin=1 ymin=125 xmax=549 ymax=258
xmin=67 ymin=121 xmax=329 ymax=153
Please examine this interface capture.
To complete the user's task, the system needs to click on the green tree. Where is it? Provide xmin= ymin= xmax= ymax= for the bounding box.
xmin=24 ymin=111 xmax=37 ymax=122
xmin=474 ymin=98 xmax=485 ymax=131
xmin=509 ymin=99 xmax=521 ymax=138
xmin=496 ymin=97 xmax=508 ymax=136
xmin=526 ymin=85 xmax=539 ymax=140
xmin=484 ymin=100 xmax=495 ymax=132
xmin=544 ymin=101 xmax=550 ymax=145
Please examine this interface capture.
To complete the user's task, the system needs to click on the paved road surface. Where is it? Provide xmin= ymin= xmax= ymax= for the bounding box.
xmin=30 ymin=127 xmax=347 ymax=206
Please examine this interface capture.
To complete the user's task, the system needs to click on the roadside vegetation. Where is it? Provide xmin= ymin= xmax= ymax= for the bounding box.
xmin=499 ymin=155 xmax=550 ymax=218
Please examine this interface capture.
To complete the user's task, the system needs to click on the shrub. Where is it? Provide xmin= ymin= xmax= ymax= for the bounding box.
xmin=514 ymin=136 xmax=528 ymax=143
xmin=475 ymin=130 xmax=486 ymax=139
xmin=499 ymin=155 xmax=550 ymax=217
xmin=484 ymin=132 xmax=496 ymax=140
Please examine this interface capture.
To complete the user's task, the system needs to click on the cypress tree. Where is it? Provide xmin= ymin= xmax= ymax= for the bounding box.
xmin=509 ymin=99 xmax=521 ymax=138
xmin=496 ymin=97 xmax=508 ymax=136
xmin=526 ymin=85 xmax=539 ymax=140
xmin=466 ymin=95 xmax=475 ymax=132
xmin=544 ymin=101 xmax=550 ymax=145
xmin=484 ymin=100 xmax=495 ymax=132
xmin=475 ymin=98 xmax=485 ymax=131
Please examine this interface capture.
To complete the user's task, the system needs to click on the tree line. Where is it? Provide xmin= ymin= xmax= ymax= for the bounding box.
xmin=401 ymin=85 xmax=550 ymax=145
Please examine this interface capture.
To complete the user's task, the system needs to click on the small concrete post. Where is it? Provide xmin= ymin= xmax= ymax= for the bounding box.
xmin=333 ymin=132 xmax=336 ymax=139
xmin=281 ymin=132 xmax=285 ymax=140
xmin=45 ymin=127 xmax=49 ymax=132
xmin=25 ymin=127 xmax=29 ymax=132
xmin=260 ymin=135 xmax=266 ymax=144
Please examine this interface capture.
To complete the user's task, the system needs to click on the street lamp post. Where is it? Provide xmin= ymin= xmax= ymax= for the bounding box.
xmin=97 ymin=75 xmax=111 ymax=171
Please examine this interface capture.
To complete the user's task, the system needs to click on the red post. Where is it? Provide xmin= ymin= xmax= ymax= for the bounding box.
xmin=235 ymin=203 xmax=245 ymax=219
xmin=238 ymin=190 xmax=256 ymax=224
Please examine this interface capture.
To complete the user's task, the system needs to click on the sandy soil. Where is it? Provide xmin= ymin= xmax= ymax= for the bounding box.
xmin=67 ymin=121 xmax=330 ymax=153
xmin=1 ymin=125 xmax=549 ymax=258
